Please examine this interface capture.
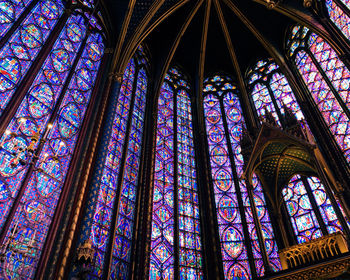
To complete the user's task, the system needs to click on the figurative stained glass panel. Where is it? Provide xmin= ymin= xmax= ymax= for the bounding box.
xmin=89 ymin=58 xmax=136 ymax=278
xmin=203 ymin=84 xmax=251 ymax=279
xmin=282 ymin=175 xmax=323 ymax=243
xmin=150 ymin=81 xmax=175 ymax=280
xmin=288 ymin=25 xmax=350 ymax=163
xmin=248 ymin=59 xmax=305 ymax=125
xmin=0 ymin=0 xmax=64 ymax=116
xmin=0 ymin=0 xmax=34 ymax=39
xmin=223 ymin=91 xmax=281 ymax=274
xmin=0 ymin=13 xmax=86 ymax=235
xmin=109 ymin=67 xmax=147 ymax=280
xmin=0 ymin=30 xmax=104 ymax=280
xmin=295 ymin=50 xmax=350 ymax=163
xmin=150 ymin=69 xmax=203 ymax=279
xmin=251 ymin=83 xmax=280 ymax=125
xmin=177 ymin=89 xmax=203 ymax=279
xmin=307 ymin=176 xmax=343 ymax=233
xmin=203 ymin=75 xmax=281 ymax=279
xmin=325 ymin=0 xmax=350 ymax=40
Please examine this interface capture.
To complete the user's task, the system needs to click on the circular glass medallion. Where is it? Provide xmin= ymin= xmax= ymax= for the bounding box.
xmin=58 ymin=103 xmax=81 ymax=138
xmin=25 ymin=200 xmax=46 ymax=223
xmin=51 ymin=49 xmax=70 ymax=72
xmin=76 ymin=68 xmax=92 ymax=91
xmin=28 ymin=83 xmax=54 ymax=118
xmin=0 ymin=57 xmax=21 ymax=91
xmin=214 ymin=169 xmax=232 ymax=191
xmin=10 ymin=44 xmax=30 ymax=60
xmin=19 ymin=118 xmax=39 ymax=137
xmin=21 ymin=24 xmax=43 ymax=48
xmin=208 ymin=126 xmax=224 ymax=143
xmin=88 ymin=42 xmax=102 ymax=61
xmin=41 ymin=0 xmax=60 ymax=20
xmin=211 ymin=146 xmax=228 ymax=166
xmin=66 ymin=22 xmax=83 ymax=42
xmin=206 ymin=109 xmax=221 ymax=124
xmin=36 ymin=172 xmax=59 ymax=197
xmin=218 ymin=196 xmax=237 ymax=222
xmin=222 ymin=227 xmax=244 ymax=258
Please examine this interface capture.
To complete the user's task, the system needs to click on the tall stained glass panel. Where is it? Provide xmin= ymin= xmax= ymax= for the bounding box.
xmin=203 ymin=75 xmax=281 ymax=279
xmin=287 ymin=25 xmax=350 ymax=163
xmin=150 ymin=68 xmax=203 ymax=280
xmin=86 ymin=48 xmax=148 ymax=280
xmin=0 ymin=7 xmax=105 ymax=279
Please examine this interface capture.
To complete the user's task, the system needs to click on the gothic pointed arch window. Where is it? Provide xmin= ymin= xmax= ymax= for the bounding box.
xmin=0 ymin=1 xmax=106 ymax=278
xmin=203 ymin=75 xmax=281 ymax=279
xmin=83 ymin=47 xmax=148 ymax=280
xmin=247 ymin=58 xmax=349 ymax=244
xmin=324 ymin=0 xmax=350 ymax=40
xmin=287 ymin=25 xmax=350 ymax=164
xmin=149 ymin=67 xmax=204 ymax=280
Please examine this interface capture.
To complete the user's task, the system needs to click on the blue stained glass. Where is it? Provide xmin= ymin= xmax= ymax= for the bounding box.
xmin=109 ymin=67 xmax=147 ymax=280
xmin=0 ymin=14 xmax=86 ymax=235
xmin=0 ymin=15 xmax=104 ymax=278
xmin=88 ymin=57 xmax=136 ymax=278
xmin=204 ymin=75 xmax=281 ymax=278
xmin=0 ymin=0 xmax=64 ymax=116
xmin=150 ymin=69 xmax=203 ymax=279
xmin=0 ymin=0 xmax=34 ymax=39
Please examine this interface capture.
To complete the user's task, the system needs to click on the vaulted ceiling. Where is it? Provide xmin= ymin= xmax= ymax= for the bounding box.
xmin=100 ymin=0 xmax=328 ymax=89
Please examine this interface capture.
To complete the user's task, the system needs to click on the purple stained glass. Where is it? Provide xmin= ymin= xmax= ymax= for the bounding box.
xmin=307 ymin=176 xmax=343 ymax=233
xmin=204 ymin=76 xmax=281 ymax=278
xmin=0 ymin=13 xmax=104 ymax=277
xmin=282 ymin=175 xmax=323 ymax=243
xmin=223 ymin=91 xmax=281 ymax=274
xmin=251 ymin=83 xmax=280 ymax=125
xmin=289 ymin=26 xmax=350 ymax=163
xmin=203 ymin=89 xmax=250 ymax=278
xmin=0 ymin=0 xmax=34 ymax=39
xmin=295 ymin=50 xmax=350 ymax=163
xmin=0 ymin=0 xmax=64 ymax=116
xmin=326 ymin=0 xmax=350 ymax=40
xmin=0 ymin=14 xmax=86 ymax=237
xmin=177 ymin=89 xmax=203 ymax=279
xmin=150 ymin=81 xmax=175 ymax=280
xmin=150 ymin=69 xmax=203 ymax=279
xmin=110 ymin=67 xmax=148 ymax=280
xmin=89 ymin=57 xmax=136 ymax=278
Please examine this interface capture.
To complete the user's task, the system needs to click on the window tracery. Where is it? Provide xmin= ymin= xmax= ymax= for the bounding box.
xmin=0 ymin=3 xmax=105 ymax=278
xmin=203 ymin=75 xmax=281 ymax=279
xmin=149 ymin=68 xmax=203 ymax=280
xmin=287 ymin=25 xmax=350 ymax=164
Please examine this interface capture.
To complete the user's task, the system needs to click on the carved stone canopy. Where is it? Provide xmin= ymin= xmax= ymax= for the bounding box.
xmin=243 ymin=123 xmax=317 ymax=210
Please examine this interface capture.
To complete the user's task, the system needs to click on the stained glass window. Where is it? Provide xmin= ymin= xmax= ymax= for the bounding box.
xmin=248 ymin=57 xmax=348 ymax=244
xmin=0 ymin=0 xmax=64 ymax=116
xmin=149 ymin=68 xmax=203 ymax=279
xmin=0 ymin=5 xmax=105 ymax=278
xmin=247 ymin=58 xmax=305 ymax=127
xmin=287 ymin=25 xmax=350 ymax=164
xmin=325 ymin=0 xmax=350 ymax=40
xmin=203 ymin=75 xmax=281 ymax=279
xmin=86 ymin=48 xmax=148 ymax=280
